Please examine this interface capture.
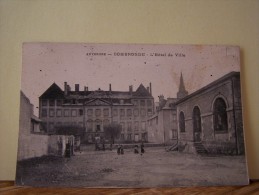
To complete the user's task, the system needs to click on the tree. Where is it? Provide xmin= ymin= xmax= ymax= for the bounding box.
xmin=55 ymin=125 xmax=85 ymax=136
xmin=103 ymin=123 xmax=122 ymax=144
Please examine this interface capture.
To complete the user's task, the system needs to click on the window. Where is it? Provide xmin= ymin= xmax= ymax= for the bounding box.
xmin=120 ymin=99 xmax=124 ymax=104
xmin=95 ymin=109 xmax=101 ymax=116
xmin=140 ymin=100 xmax=145 ymax=106
xmin=140 ymin=109 xmax=146 ymax=116
xmin=42 ymin=99 xmax=47 ymax=106
xmin=113 ymin=109 xmax=118 ymax=116
xmin=64 ymin=109 xmax=70 ymax=117
xmin=134 ymin=121 xmax=139 ymax=130
xmin=103 ymin=108 xmax=109 ymax=116
xmin=49 ymin=99 xmax=55 ymax=106
xmin=56 ymin=99 xmax=63 ymax=106
xmin=71 ymin=109 xmax=77 ymax=117
xmin=120 ymin=122 xmax=125 ymax=131
xmin=134 ymin=109 xmax=139 ymax=116
xmin=41 ymin=109 xmax=47 ymax=117
xmin=147 ymin=100 xmax=152 ymax=106
xmin=49 ymin=122 xmax=55 ymax=132
xmin=87 ymin=120 xmax=93 ymax=132
xmin=213 ymin=98 xmax=228 ymax=132
xmin=103 ymin=119 xmax=110 ymax=127
xmin=56 ymin=109 xmax=62 ymax=117
xmin=87 ymin=109 xmax=93 ymax=116
xmin=133 ymin=100 xmax=138 ymax=106
xmin=127 ymin=122 xmax=132 ymax=131
xmin=141 ymin=121 xmax=146 ymax=130
xmin=127 ymin=109 xmax=132 ymax=116
xmin=147 ymin=108 xmax=152 ymax=116
xmin=179 ymin=111 xmax=185 ymax=132
xmin=49 ymin=109 xmax=55 ymax=117
xmin=120 ymin=109 xmax=125 ymax=116
xmin=79 ymin=109 xmax=83 ymax=116
xmin=127 ymin=133 xmax=132 ymax=141
xmin=121 ymin=134 xmax=124 ymax=140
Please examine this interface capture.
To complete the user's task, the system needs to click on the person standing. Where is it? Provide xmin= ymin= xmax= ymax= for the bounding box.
xmin=140 ymin=142 xmax=145 ymax=154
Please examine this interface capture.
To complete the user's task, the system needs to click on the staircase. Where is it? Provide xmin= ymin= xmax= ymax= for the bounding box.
xmin=194 ymin=142 xmax=208 ymax=155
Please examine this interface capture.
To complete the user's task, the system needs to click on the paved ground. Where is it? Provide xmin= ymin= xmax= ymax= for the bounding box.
xmin=16 ymin=146 xmax=249 ymax=188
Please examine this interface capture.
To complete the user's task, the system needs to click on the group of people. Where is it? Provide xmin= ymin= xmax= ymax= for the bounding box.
xmin=117 ymin=145 xmax=124 ymax=155
xmin=134 ymin=143 xmax=145 ymax=155
xmin=116 ymin=143 xmax=145 ymax=155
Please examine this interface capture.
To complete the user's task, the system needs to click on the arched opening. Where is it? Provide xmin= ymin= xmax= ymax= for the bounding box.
xmin=179 ymin=111 xmax=185 ymax=132
xmin=193 ymin=106 xmax=201 ymax=142
xmin=213 ymin=98 xmax=228 ymax=132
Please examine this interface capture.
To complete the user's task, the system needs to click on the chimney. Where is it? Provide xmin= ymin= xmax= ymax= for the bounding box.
xmin=129 ymin=85 xmax=133 ymax=95
xmin=109 ymin=84 xmax=112 ymax=92
xmin=149 ymin=82 xmax=152 ymax=95
xmin=64 ymin=82 xmax=68 ymax=95
xmin=86 ymin=86 xmax=88 ymax=91
xmin=75 ymin=84 xmax=79 ymax=92
xmin=147 ymin=86 xmax=150 ymax=93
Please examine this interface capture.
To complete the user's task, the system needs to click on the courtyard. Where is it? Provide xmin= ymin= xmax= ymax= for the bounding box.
xmin=16 ymin=146 xmax=248 ymax=188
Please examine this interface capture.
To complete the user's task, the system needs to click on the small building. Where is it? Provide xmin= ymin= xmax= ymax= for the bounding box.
xmin=147 ymin=73 xmax=187 ymax=144
xmin=147 ymin=97 xmax=178 ymax=144
xmin=176 ymin=72 xmax=245 ymax=155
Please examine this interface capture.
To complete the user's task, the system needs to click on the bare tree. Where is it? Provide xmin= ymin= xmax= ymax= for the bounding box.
xmin=103 ymin=123 xmax=122 ymax=144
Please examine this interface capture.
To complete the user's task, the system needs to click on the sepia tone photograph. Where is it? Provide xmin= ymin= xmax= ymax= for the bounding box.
xmin=15 ymin=43 xmax=249 ymax=187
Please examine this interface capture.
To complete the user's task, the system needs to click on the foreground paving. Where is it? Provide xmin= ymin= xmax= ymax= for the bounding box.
xmin=16 ymin=147 xmax=249 ymax=187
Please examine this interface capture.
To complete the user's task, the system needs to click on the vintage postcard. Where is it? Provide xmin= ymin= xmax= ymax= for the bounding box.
xmin=16 ymin=43 xmax=249 ymax=187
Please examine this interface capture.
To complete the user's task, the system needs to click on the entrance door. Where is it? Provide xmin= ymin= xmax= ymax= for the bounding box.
xmin=193 ymin=106 xmax=202 ymax=142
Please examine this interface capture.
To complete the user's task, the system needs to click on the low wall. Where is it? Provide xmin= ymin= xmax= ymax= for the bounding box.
xmin=17 ymin=133 xmax=49 ymax=161
xmin=17 ymin=133 xmax=74 ymax=161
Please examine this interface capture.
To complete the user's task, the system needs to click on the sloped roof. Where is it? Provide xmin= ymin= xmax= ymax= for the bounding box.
xmin=133 ymin=84 xmax=152 ymax=97
xmin=39 ymin=83 xmax=64 ymax=99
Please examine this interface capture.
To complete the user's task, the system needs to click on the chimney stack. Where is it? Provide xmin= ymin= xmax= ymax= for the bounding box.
xmin=147 ymin=86 xmax=150 ymax=93
xmin=75 ymin=84 xmax=79 ymax=92
xmin=64 ymin=82 xmax=68 ymax=95
xmin=149 ymin=82 xmax=152 ymax=95
xmin=129 ymin=85 xmax=133 ymax=95
xmin=109 ymin=84 xmax=112 ymax=92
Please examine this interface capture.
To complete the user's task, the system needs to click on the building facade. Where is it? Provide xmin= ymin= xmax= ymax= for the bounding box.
xmin=175 ymin=72 xmax=245 ymax=155
xmin=39 ymin=82 xmax=154 ymax=143
xmin=147 ymin=73 xmax=188 ymax=144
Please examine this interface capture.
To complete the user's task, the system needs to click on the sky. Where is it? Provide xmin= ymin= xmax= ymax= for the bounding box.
xmin=21 ymin=43 xmax=240 ymax=116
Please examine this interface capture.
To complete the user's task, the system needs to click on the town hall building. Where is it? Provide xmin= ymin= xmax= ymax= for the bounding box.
xmin=39 ymin=82 xmax=154 ymax=143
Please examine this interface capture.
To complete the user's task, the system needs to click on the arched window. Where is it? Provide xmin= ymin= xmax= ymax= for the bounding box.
xmin=193 ymin=106 xmax=201 ymax=133
xmin=213 ymin=98 xmax=228 ymax=132
xmin=179 ymin=112 xmax=185 ymax=132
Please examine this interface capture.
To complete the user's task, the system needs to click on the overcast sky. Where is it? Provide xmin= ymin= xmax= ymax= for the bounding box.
xmin=21 ymin=43 xmax=240 ymax=116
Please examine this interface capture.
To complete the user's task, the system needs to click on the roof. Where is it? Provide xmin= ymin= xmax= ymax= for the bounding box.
xmin=175 ymin=71 xmax=240 ymax=105
xmin=39 ymin=83 xmax=64 ymax=99
xmin=133 ymin=84 xmax=152 ymax=97
xmin=39 ymin=83 xmax=153 ymax=99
